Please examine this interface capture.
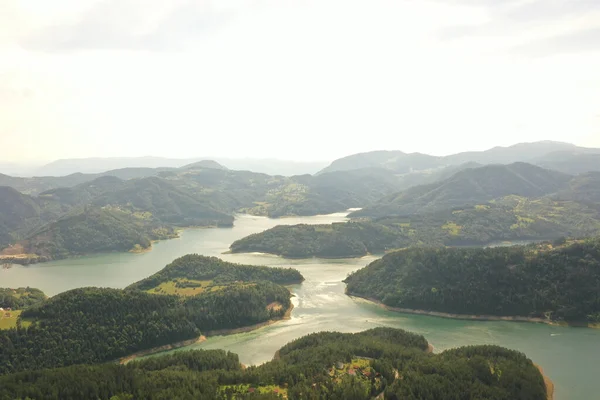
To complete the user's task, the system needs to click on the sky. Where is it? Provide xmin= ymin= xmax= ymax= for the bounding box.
xmin=1 ymin=0 xmax=600 ymax=163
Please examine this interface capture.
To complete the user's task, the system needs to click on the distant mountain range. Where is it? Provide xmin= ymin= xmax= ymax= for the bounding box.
xmin=12 ymin=157 xmax=328 ymax=177
xmin=318 ymin=141 xmax=600 ymax=175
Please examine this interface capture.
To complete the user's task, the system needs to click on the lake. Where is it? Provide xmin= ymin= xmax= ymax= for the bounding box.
xmin=2 ymin=212 xmax=598 ymax=400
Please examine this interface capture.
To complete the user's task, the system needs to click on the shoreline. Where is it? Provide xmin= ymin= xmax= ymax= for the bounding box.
xmin=349 ymin=294 xmax=598 ymax=328
xmin=119 ymin=303 xmax=294 ymax=364
xmin=535 ymin=364 xmax=555 ymax=400
xmin=119 ymin=335 xmax=208 ymax=364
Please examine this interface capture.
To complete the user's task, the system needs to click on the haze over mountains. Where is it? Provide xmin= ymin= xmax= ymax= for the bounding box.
xmin=2 ymin=140 xmax=600 ymax=264
xmin=318 ymin=141 xmax=600 ymax=175
xmin=12 ymin=157 xmax=329 ymax=178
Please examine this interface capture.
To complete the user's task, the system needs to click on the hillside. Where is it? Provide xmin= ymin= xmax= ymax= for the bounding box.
xmin=90 ymin=176 xmax=234 ymax=227
xmin=0 ymin=327 xmax=548 ymax=400
xmin=535 ymin=152 xmax=600 ymax=175
xmin=553 ymin=172 xmax=600 ymax=207
xmin=127 ymin=254 xmax=304 ymax=292
xmin=344 ymin=238 xmax=600 ymax=324
xmin=351 ymin=162 xmax=571 ymax=218
xmin=0 ymin=187 xmax=68 ymax=249
xmin=230 ymin=196 xmax=600 ymax=258
xmin=3 ymin=207 xmax=176 ymax=262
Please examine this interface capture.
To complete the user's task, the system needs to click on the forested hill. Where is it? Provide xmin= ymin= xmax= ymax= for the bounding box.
xmin=127 ymin=254 xmax=304 ymax=291
xmin=344 ymin=238 xmax=600 ymax=324
xmin=0 ymin=327 xmax=548 ymax=400
xmin=351 ymin=162 xmax=572 ymax=218
xmin=230 ymin=196 xmax=600 ymax=258
xmin=12 ymin=207 xmax=176 ymax=263
xmin=0 ymin=280 xmax=293 ymax=374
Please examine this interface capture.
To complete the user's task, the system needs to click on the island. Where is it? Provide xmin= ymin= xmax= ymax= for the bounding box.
xmin=0 ymin=327 xmax=551 ymax=400
xmin=344 ymin=238 xmax=600 ymax=327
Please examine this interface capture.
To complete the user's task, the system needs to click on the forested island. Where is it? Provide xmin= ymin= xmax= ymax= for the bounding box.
xmin=0 ymin=255 xmax=302 ymax=374
xmin=0 ymin=327 xmax=550 ymax=400
xmin=344 ymin=238 xmax=600 ymax=325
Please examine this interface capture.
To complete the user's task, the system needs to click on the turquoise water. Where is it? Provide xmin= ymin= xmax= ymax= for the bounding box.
xmin=2 ymin=212 xmax=598 ymax=399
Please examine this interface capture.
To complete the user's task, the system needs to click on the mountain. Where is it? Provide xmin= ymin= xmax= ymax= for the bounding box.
xmin=34 ymin=157 xmax=327 ymax=177
xmin=351 ymin=162 xmax=572 ymax=218
xmin=318 ymin=150 xmax=441 ymax=174
xmin=318 ymin=141 xmax=600 ymax=174
xmin=344 ymin=238 xmax=600 ymax=324
xmin=34 ymin=157 xmax=197 ymax=176
xmin=214 ymin=157 xmax=328 ymax=176
xmin=442 ymin=140 xmax=588 ymax=165
xmin=0 ymin=168 xmax=171 ymax=196
xmin=534 ymin=152 xmax=600 ymax=174
xmin=180 ymin=160 xmax=228 ymax=170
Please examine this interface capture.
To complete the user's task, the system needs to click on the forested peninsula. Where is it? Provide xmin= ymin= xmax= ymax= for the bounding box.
xmin=0 ymin=328 xmax=550 ymax=400
xmin=0 ymin=255 xmax=302 ymax=375
xmin=344 ymin=238 xmax=600 ymax=325
xmin=229 ymin=196 xmax=600 ymax=258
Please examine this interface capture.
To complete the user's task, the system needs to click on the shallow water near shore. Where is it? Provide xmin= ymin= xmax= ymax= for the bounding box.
xmin=2 ymin=212 xmax=599 ymax=400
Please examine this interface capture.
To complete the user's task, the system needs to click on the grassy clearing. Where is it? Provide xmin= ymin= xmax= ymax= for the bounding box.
xmin=441 ymin=222 xmax=462 ymax=235
xmin=219 ymin=384 xmax=287 ymax=398
xmin=0 ymin=310 xmax=23 ymax=330
xmin=148 ymin=279 xmax=255 ymax=297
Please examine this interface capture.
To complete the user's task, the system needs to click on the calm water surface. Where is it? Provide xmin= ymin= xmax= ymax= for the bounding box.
xmin=1 ymin=212 xmax=598 ymax=400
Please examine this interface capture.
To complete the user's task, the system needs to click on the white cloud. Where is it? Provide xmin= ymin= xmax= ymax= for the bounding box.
xmin=0 ymin=0 xmax=599 ymax=162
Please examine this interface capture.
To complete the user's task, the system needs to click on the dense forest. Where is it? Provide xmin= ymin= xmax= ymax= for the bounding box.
xmin=0 ymin=328 xmax=548 ymax=400
xmin=127 ymin=254 xmax=304 ymax=291
xmin=230 ymin=195 xmax=600 ymax=258
xmin=0 ymin=278 xmax=293 ymax=374
xmin=344 ymin=238 xmax=600 ymax=323
xmin=0 ymin=287 xmax=46 ymax=310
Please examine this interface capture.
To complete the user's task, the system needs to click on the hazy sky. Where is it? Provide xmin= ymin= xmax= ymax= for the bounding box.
xmin=1 ymin=0 xmax=600 ymax=163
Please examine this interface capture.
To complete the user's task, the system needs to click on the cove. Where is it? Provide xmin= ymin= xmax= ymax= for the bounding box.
xmin=1 ymin=212 xmax=598 ymax=400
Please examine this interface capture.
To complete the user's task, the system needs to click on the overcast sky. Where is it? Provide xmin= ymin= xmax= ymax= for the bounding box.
xmin=1 ymin=0 xmax=600 ymax=163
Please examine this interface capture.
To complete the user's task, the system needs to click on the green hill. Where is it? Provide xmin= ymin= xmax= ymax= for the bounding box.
xmin=351 ymin=163 xmax=572 ymax=218
xmin=12 ymin=207 xmax=176 ymax=262
xmin=344 ymin=238 xmax=600 ymax=324
xmin=127 ymin=254 xmax=304 ymax=292
xmin=0 ymin=328 xmax=548 ymax=400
